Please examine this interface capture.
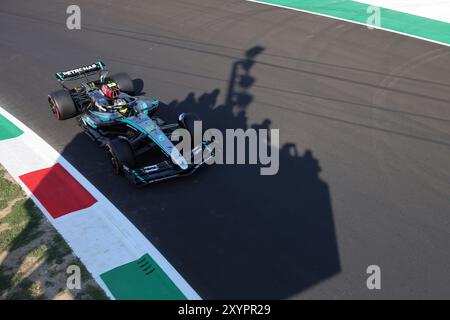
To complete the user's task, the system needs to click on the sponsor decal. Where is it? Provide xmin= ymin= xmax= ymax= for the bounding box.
xmin=61 ymin=63 xmax=100 ymax=77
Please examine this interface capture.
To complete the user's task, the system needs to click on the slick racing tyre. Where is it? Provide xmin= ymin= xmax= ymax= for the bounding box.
xmin=110 ymin=72 xmax=135 ymax=95
xmin=48 ymin=89 xmax=78 ymax=120
xmin=106 ymin=139 xmax=136 ymax=175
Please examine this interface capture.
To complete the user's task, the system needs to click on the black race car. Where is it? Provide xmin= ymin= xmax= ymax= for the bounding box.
xmin=48 ymin=62 xmax=214 ymax=186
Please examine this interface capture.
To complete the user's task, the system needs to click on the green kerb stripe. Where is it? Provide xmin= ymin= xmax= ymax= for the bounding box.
xmin=0 ymin=114 xmax=23 ymax=141
xmin=253 ymin=0 xmax=450 ymax=45
xmin=100 ymin=254 xmax=187 ymax=300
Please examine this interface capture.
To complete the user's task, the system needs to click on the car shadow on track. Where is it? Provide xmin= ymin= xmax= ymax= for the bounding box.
xmin=56 ymin=46 xmax=341 ymax=299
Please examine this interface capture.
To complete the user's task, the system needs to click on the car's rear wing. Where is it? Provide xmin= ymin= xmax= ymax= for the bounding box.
xmin=55 ymin=61 xmax=105 ymax=82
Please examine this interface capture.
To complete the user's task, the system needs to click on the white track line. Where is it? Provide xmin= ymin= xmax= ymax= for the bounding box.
xmin=245 ymin=0 xmax=450 ymax=48
xmin=355 ymin=0 xmax=450 ymax=24
xmin=0 ymin=106 xmax=201 ymax=300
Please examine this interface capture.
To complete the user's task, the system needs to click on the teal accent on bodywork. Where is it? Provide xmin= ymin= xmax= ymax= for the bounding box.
xmin=203 ymin=141 xmax=214 ymax=154
xmin=90 ymin=111 xmax=121 ymax=121
xmin=135 ymin=99 xmax=159 ymax=116
xmin=131 ymin=170 xmax=145 ymax=182
xmin=117 ymin=116 xmax=188 ymax=171
xmin=81 ymin=116 xmax=98 ymax=128
xmin=101 ymin=112 xmax=188 ymax=170
xmin=118 ymin=118 xmax=166 ymax=153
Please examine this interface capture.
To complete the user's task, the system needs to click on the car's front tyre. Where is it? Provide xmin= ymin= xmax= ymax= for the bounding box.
xmin=105 ymin=139 xmax=136 ymax=175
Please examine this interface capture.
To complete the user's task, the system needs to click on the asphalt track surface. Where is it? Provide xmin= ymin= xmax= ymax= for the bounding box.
xmin=1 ymin=0 xmax=450 ymax=299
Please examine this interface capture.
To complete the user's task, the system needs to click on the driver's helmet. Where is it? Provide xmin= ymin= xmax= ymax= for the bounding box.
xmin=113 ymin=98 xmax=127 ymax=107
xmin=101 ymin=82 xmax=120 ymax=99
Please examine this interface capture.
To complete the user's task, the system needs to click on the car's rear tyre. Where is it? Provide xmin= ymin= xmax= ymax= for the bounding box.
xmin=106 ymin=139 xmax=136 ymax=175
xmin=48 ymin=90 xmax=77 ymax=120
xmin=109 ymin=72 xmax=135 ymax=95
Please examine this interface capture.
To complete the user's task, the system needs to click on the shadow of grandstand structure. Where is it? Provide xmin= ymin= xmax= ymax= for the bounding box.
xmin=55 ymin=46 xmax=340 ymax=299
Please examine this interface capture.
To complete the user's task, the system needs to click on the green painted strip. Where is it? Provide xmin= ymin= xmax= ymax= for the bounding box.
xmin=100 ymin=254 xmax=187 ymax=300
xmin=0 ymin=114 xmax=23 ymax=141
xmin=251 ymin=0 xmax=450 ymax=45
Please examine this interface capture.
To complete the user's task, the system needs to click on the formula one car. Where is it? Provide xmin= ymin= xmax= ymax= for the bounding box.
xmin=48 ymin=62 xmax=214 ymax=186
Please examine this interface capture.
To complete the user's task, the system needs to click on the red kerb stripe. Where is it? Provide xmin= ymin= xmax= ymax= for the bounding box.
xmin=19 ymin=163 xmax=97 ymax=218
